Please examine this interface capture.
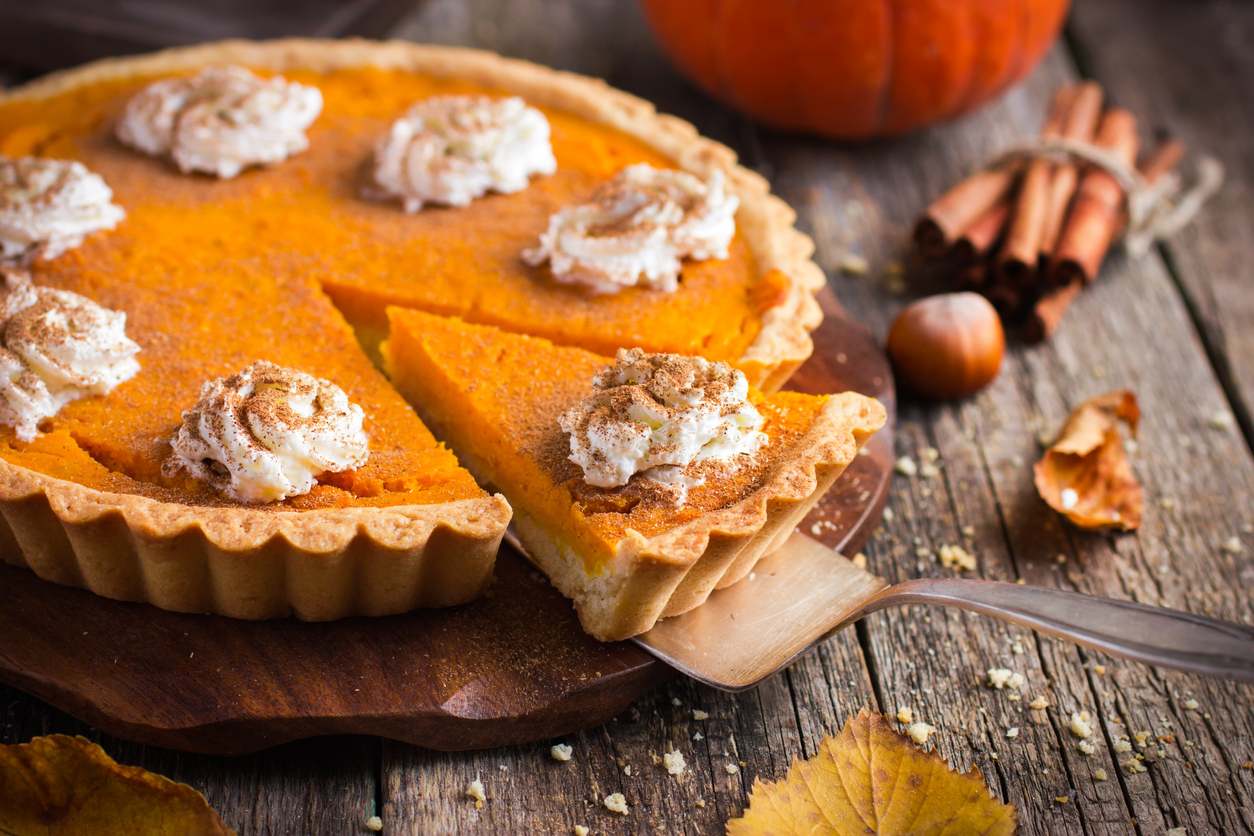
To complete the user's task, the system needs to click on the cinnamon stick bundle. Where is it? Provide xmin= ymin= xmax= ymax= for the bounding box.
xmin=909 ymin=80 xmax=1195 ymax=343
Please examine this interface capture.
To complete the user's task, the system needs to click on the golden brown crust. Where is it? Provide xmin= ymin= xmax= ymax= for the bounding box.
xmin=0 ymin=456 xmax=512 ymax=619
xmin=0 ymin=38 xmax=823 ymax=392
xmin=509 ymin=392 xmax=885 ymax=641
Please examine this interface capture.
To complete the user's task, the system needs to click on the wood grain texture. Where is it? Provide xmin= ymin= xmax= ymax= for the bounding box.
xmin=1067 ymin=0 xmax=1254 ymax=457
xmin=0 ymin=0 xmax=420 ymax=71
xmin=4 ymin=0 xmax=1254 ymax=833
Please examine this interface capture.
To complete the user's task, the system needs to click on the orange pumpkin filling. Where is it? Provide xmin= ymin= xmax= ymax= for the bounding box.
xmin=383 ymin=308 xmax=828 ymax=573
xmin=0 ymin=67 xmax=775 ymax=509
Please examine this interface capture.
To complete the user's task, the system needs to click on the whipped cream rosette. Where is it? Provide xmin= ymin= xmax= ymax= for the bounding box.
xmin=559 ymin=349 xmax=767 ymax=504
xmin=369 ymin=94 xmax=557 ymax=211
xmin=167 ymin=360 xmax=370 ymax=504
xmin=0 ymin=272 xmax=141 ymax=442
xmin=0 ymin=156 xmax=126 ymax=261
xmin=116 ymin=65 xmax=323 ymax=178
xmin=524 ymin=163 xmax=739 ymax=293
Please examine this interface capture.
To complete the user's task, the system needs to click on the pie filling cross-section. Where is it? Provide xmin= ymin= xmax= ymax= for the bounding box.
xmin=0 ymin=40 xmax=840 ymax=623
xmin=383 ymin=309 xmax=886 ymax=641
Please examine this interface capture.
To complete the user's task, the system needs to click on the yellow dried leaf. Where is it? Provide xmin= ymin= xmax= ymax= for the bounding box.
xmin=1034 ymin=390 xmax=1143 ymax=530
xmin=726 ymin=709 xmax=1016 ymax=836
xmin=0 ymin=735 xmax=234 ymax=836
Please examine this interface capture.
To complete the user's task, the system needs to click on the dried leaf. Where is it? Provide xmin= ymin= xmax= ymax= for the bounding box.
xmin=1034 ymin=390 xmax=1143 ymax=530
xmin=0 ymin=735 xmax=234 ymax=836
xmin=726 ymin=709 xmax=1016 ymax=836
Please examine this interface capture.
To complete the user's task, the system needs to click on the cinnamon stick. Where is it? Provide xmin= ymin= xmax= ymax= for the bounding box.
xmin=952 ymin=200 xmax=1011 ymax=265
xmin=1023 ymin=279 xmax=1082 ymax=343
xmin=1026 ymin=138 xmax=1185 ymax=343
xmin=914 ymin=166 xmax=1021 ymax=258
xmin=954 ymin=262 xmax=990 ymax=292
xmin=997 ymin=86 xmax=1078 ymax=287
xmin=1039 ymin=82 xmax=1105 ymax=261
xmin=1047 ymin=107 xmax=1141 ymax=288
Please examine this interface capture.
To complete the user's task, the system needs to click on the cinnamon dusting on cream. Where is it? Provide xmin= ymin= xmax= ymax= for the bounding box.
xmin=0 ymin=270 xmax=140 ymax=442
xmin=166 ymin=360 xmax=369 ymax=504
xmin=0 ymin=156 xmax=126 ymax=261
xmin=559 ymin=349 xmax=766 ymax=504
xmin=524 ymin=163 xmax=738 ymax=293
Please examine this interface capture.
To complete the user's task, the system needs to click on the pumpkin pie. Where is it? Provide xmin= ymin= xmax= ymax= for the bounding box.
xmin=0 ymin=39 xmax=829 ymax=621
xmin=382 ymin=309 xmax=885 ymax=641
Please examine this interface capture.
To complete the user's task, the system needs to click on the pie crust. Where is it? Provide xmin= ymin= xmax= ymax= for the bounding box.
xmin=0 ymin=39 xmax=826 ymax=622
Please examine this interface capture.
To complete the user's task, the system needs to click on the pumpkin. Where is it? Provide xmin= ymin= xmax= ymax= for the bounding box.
xmin=638 ymin=0 xmax=1072 ymax=139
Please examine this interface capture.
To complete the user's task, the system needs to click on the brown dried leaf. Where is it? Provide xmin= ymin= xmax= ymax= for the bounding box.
xmin=726 ymin=709 xmax=1016 ymax=836
xmin=1034 ymin=390 xmax=1143 ymax=530
xmin=0 ymin=735 xmax=234 ymax=836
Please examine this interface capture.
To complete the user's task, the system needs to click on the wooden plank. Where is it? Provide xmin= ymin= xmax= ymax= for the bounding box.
xmin=0 ymin=685 xmax=379 ymax=836
xmin=763 ymin=36 xmax=1254 ymax=836
xmin=1067 ymin=0 xmax=1254 ymax=451
xmin=0 ymin=0 xmax=421 ymax=72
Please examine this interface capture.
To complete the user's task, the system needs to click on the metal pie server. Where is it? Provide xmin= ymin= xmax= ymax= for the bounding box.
xmin=508 ymin=528 xmax=1254 ymax=692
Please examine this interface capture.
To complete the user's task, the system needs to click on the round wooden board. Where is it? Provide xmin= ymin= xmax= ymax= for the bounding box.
xmin=0 ymin=289 xmax=894 ymax=756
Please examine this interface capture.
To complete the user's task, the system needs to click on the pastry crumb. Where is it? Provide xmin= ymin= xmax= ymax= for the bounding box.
xmin=1113 ymin=739 xmax=1132 ymax=754
xmin=663 ymin=750 xmax=686 ymax=776
xmin=1069 ymin=712 xmax=1094 ymax=739
xmin=851 ymin=553 xmax=868 ymax=570
xmin=896 ymin=706 xmax=914 ymax=724
xmin=1005 ymin=727 xmax=1019 ymax=739
xmin=466 ymin=779 xmax=486 ymax=804
xmin=1029 ymin=696 xmax=1049 ymax=710
xmin=623 ymin=765 xmax=631 ymax=776
xmin=574 ymin=826 xmax=589 ymax=836
xmin=1054 ymin=796 xmax=1069 ymax=804
xmin=1160 ymin=497 xmax=1176 ymax=510
xmin=366 ymin=815 xmax=383 ymax=832
xmin=894 ymin=456 xmax=918 ymax=476
xmin=919 ymin=463 xmax=940 ymax=479
xmin=907 ymin=723 xmax=936 ymax=745
xmin=988 ymin=668 xmax=1024 ymax=690
xmin=604 ymin=793 xmax=628 ymax=815
xmin=940 ymin=544 xmax=976 ymax=571
xmin=1183 ymin=698 xmax=1199 ymax=710
xmin=1208 ymin=410 xmax=1234 ymax=431
xmin=551 ymin=743 xmax=573 ymax=762
xmin=1078 ymin=739 xmax=1096 ymax=755
xmin=671 ymin=697 xmax=682 ymax=706
xmin=1124 ymin=759 xmax=1148 ymax=774
xmin=840 ymin=254 xmax=869 ymax=275
xmin=693 ymin=731 xmax=704 ymax=741
xmin=1166 ymin=828 xmax=1187 ymax=836
xmin=725 ymin=763 xmax=740 ymax=775
xmin=1094 ymin=768 xmax=1108 ymax=781
xmin=883 ymin=507 xmax=895 ymax=523
xmin=692 ymin=709 xmax=709 ymax=720
xmin=1223 ymin=536 xmax=1243 ymax=554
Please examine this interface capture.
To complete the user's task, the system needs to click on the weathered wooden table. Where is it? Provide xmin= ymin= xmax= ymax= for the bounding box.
xmin=3 ymin=0 xmax=1253 ymax=833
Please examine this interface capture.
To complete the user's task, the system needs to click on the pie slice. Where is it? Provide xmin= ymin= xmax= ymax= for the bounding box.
xmin=383 ymin=308 xmax=886 ymax=641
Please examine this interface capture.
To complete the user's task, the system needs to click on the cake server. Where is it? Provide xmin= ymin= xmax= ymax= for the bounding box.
xmin=506 ymin=528 xmax=1254 ymax=692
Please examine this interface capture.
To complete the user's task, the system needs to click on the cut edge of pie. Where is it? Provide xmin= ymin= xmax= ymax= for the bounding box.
xmin=382 ymin=309 xmax=886 ymax=642
xmin=0 ymin=456 xmax=512 ymax=620
xmin=0 ymin=37 xmax=825 ymax=393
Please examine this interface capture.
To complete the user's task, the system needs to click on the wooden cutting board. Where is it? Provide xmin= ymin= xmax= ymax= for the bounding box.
xmin=0 ymin=289 xmax=894 ymax=755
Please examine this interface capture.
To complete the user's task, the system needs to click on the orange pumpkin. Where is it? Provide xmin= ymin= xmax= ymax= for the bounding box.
xmin=639 ymin=0 xmax=1071 ymax=139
